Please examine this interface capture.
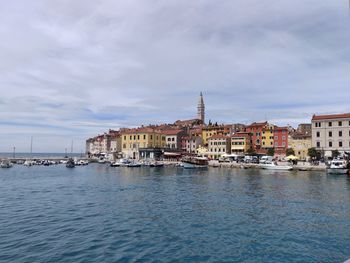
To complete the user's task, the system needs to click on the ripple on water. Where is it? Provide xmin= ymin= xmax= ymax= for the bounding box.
xmin=1 ymin=165 xmax=350 ymax=262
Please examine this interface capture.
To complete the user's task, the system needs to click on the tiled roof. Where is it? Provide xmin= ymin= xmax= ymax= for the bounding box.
xmin=208 ymin=134 xmax=229 ymax=140
xmin=162 ymin=129 xmax=183 ymax=135
xmin=312 ymin=113 xmax=350 ymax=121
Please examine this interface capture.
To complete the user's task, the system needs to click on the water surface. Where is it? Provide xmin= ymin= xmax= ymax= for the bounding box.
xmin=1 ymin=165 xmax=350 ymax=262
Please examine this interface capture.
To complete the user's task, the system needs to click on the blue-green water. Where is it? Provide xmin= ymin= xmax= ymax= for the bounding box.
xmin=1 ymin=165 xmax=350 ymax=263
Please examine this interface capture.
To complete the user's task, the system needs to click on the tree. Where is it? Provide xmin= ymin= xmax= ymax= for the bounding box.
xmin=286 ymin=148 xmax=295 ymax=156
xmin=267 ymin=148 xmax=275 ymax=156
xmin=308 ymin=147 xmax=321 ymax=160
xmin=332 ymin=150 xmax=340 ymax=158
xmin=246 ymin=148 xmax=256 ymax=155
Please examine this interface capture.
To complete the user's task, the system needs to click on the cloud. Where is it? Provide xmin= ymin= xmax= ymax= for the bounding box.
xmin=0 ymin=0 xmax=350 ymax=152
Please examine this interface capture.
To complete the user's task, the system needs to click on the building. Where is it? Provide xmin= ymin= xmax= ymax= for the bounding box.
xmin=121 ymin=127 xmax=166 ymax=159
xmin=245 ymin=122 xmax=268 ymax=154
xmin=207 ymin=134 xmax=231 ymax=159
xmin=181 ymin=136 xmax=202 ymax=154
xmin=197 ymin=92 xmax=205 ymax=124
xmin=231 ymin=132 xmax=252 ymax=154
xmin=202 ymin=124 xmax=231 ymax=146
xmin=162 ymin=129 xmax=185 ymax=149
xmin=273 ymin=126 xmax=289 ymax=156
xmin=261 ymin=124 xmax=274 ymax=150
xmin=297 ymin=123 xmax=312 ymax=136
xmin=312 ymin=113 xmax=350 ymax=157
xmin=289 ymin=134 xmax=312 ymax=160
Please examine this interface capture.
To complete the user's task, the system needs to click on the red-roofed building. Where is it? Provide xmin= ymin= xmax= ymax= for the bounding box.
xmin=245 ymin=122 xmax=268 ymax=153
xmin=231 ymin=132 xmax=252 ymax=154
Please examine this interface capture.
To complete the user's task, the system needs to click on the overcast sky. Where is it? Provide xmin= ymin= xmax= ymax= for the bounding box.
xmin=0 ymin=0 xmax=349 ymax=152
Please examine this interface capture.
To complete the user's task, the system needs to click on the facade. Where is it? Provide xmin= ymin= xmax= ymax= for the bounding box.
xmin=231 ymin=132 xmax=252 ymax=154
xmin=207 ymin=135 xmax=231 ymax=159
xmin=245 ymin=122 xmax=268 ymax=153
xmin=202 ymin=125 xmax=231 ymax=146
xmin=312 ymin=113 xmax=350 ymax=157
xmin=162 ymin=129 xmax=184 ymax=149
xmin=182 ymin=136 xmax=202 ymax=154
xmin=273 ymin=127 xmax=289 ymax=156
xmin=121 ymin=128 xmax=166 ymax=159
xmin=261 ymin=124 xmax=274 ymax=149
xmin=289 ymin=134 xmax=312 ymax=160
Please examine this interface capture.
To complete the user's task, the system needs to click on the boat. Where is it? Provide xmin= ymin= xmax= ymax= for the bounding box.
xmin=260 ymin=162 xmax=293 ymax=171
xmin=23 ymin=159 xmax=34 ymax=166
xmin=0 ymin=161 xmax=13 ymax=168
xmin=126 ymin=161 xmax=142 ymax=167
xmin=182 ymin=156 xmax=208 ymax=169
xmin=111 ymin=159 xmax=130 ymax=167
xmin=66 ymin=158 xmax=75 ymax=168
xmin=149 ymin=161 xmax=164 ymax=167
xmin=326 ymin=159 xmax=349 ymax=174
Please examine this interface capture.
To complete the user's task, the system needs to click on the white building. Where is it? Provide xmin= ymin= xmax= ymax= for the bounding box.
xmin=312 ymin=113 xmax=350 ymax=157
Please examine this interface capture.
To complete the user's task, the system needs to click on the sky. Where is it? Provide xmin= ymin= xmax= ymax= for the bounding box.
xmin=0 ymin=0 xmax=350 ymax=152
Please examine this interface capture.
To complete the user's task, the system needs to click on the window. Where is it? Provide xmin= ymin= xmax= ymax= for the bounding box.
xmin=150 ymin=135 xmax=153 ymax=140
xmin=339 ymin=141 xmax=343 ymax=147
xmin=137 ymin=135 xmax=140 ymax=140
xmin=317 ymin=142 xmax=320 ymax=147
xmin=124 ymin=136 xmax=126 ymax=140
xmin=339 ymin=121 xmax=342 ymax=126
xmin=134 ymin=135 xmax=136 ymax=140
xmin=130 ymin=135 xmax=132 ymax=140
xmin=275 ymin=142 xmax=278 ymax=147
xmin=339 ymin=131 xmax=343 ymax=137
xmin=274 ymin=136 xmax=278 ymax=140
xmin=282 ymin=142 xmax=285 ymax=147
xmin=329 ymin=141 xmax=332 ymax=147
xmin=282 ymin=136 xmax=286 ymax=140
xmin=329 ymin=122 xmax=332 ymax=127
xmin=316 ymin=132 xmax=320 ymax=137
xmin=144 ymin=135 xmax=146 ymax=140
xmin=329 ymin=131 xmax=332 ymax=137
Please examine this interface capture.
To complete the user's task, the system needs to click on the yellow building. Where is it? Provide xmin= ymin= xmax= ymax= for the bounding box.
xmin=289 ymin=134 xmax=312 ymax=161
xmin=262 ymin=124 xmax=274 ymax=149
xmin=202 ymin=125 xmax=231 ymax=146
xmin=121 ymin=128 xmax=166 ymax=159
xmin=231 ymin=132 xmax=252 ymax=154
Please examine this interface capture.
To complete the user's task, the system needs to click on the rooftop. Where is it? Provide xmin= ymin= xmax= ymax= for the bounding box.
xmin=312 ymin=113 xmax=350 ymax=121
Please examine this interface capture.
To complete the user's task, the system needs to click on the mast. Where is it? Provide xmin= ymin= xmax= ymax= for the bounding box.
xmin=30 ymin=136 xmax=33 ymax=154
xmin=70 ymin=140 xmax=74 ymax=156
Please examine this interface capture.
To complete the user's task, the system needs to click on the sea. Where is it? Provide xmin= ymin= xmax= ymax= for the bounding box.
xmin=0 ymin=164 xmax=350 ymax=263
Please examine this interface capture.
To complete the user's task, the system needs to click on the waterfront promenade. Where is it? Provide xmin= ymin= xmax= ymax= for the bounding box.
xmin=0 ymin=164 xmax=349 ymax=262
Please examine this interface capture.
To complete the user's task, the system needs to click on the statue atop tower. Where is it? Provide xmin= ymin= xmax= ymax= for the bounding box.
xmin=197 ymin=92 xmax=205 ymax=124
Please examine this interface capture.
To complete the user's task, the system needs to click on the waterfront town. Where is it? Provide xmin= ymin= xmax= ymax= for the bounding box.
xmin=85 ymin=93 xmax=350 ymax=163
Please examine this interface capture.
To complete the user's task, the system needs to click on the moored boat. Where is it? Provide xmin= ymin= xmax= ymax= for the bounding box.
xmin=326 ymin=159 xmax=348 ymax=174
xmin=182 ymin=156 xmax=208 ymax=169
xmin=66 ymin=158 xmax=75 ymax=168
xmin=0 ymin=161 xmax=13 ymax=168
xmin=260 ymin=162 xmax=293 ymax=171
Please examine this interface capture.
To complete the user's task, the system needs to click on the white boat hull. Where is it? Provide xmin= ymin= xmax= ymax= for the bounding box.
xmin=182 ymin=161 xmax=208 ymax=169
xmin=326 ymin=168 xmax=348 ymax=175
xmin=260 ymin=164 xmax=293 ymax=171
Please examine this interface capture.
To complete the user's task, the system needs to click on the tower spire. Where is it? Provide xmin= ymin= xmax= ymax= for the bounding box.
xmin=197 ymin=92 xmax=205 ymax=124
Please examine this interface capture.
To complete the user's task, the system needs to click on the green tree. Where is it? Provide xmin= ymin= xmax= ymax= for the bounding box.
xmin=267 ymin=148 xmax=275 ymax=156
xmin=332 ymin=150 xmax=340 ymax=158
xmin=286 ymin=148 xmax=295 ymax=156
xmin=308 ymin=147 xmax=321 ymax=160
xmin=246 ymin=148 xmax=256 ymax=155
